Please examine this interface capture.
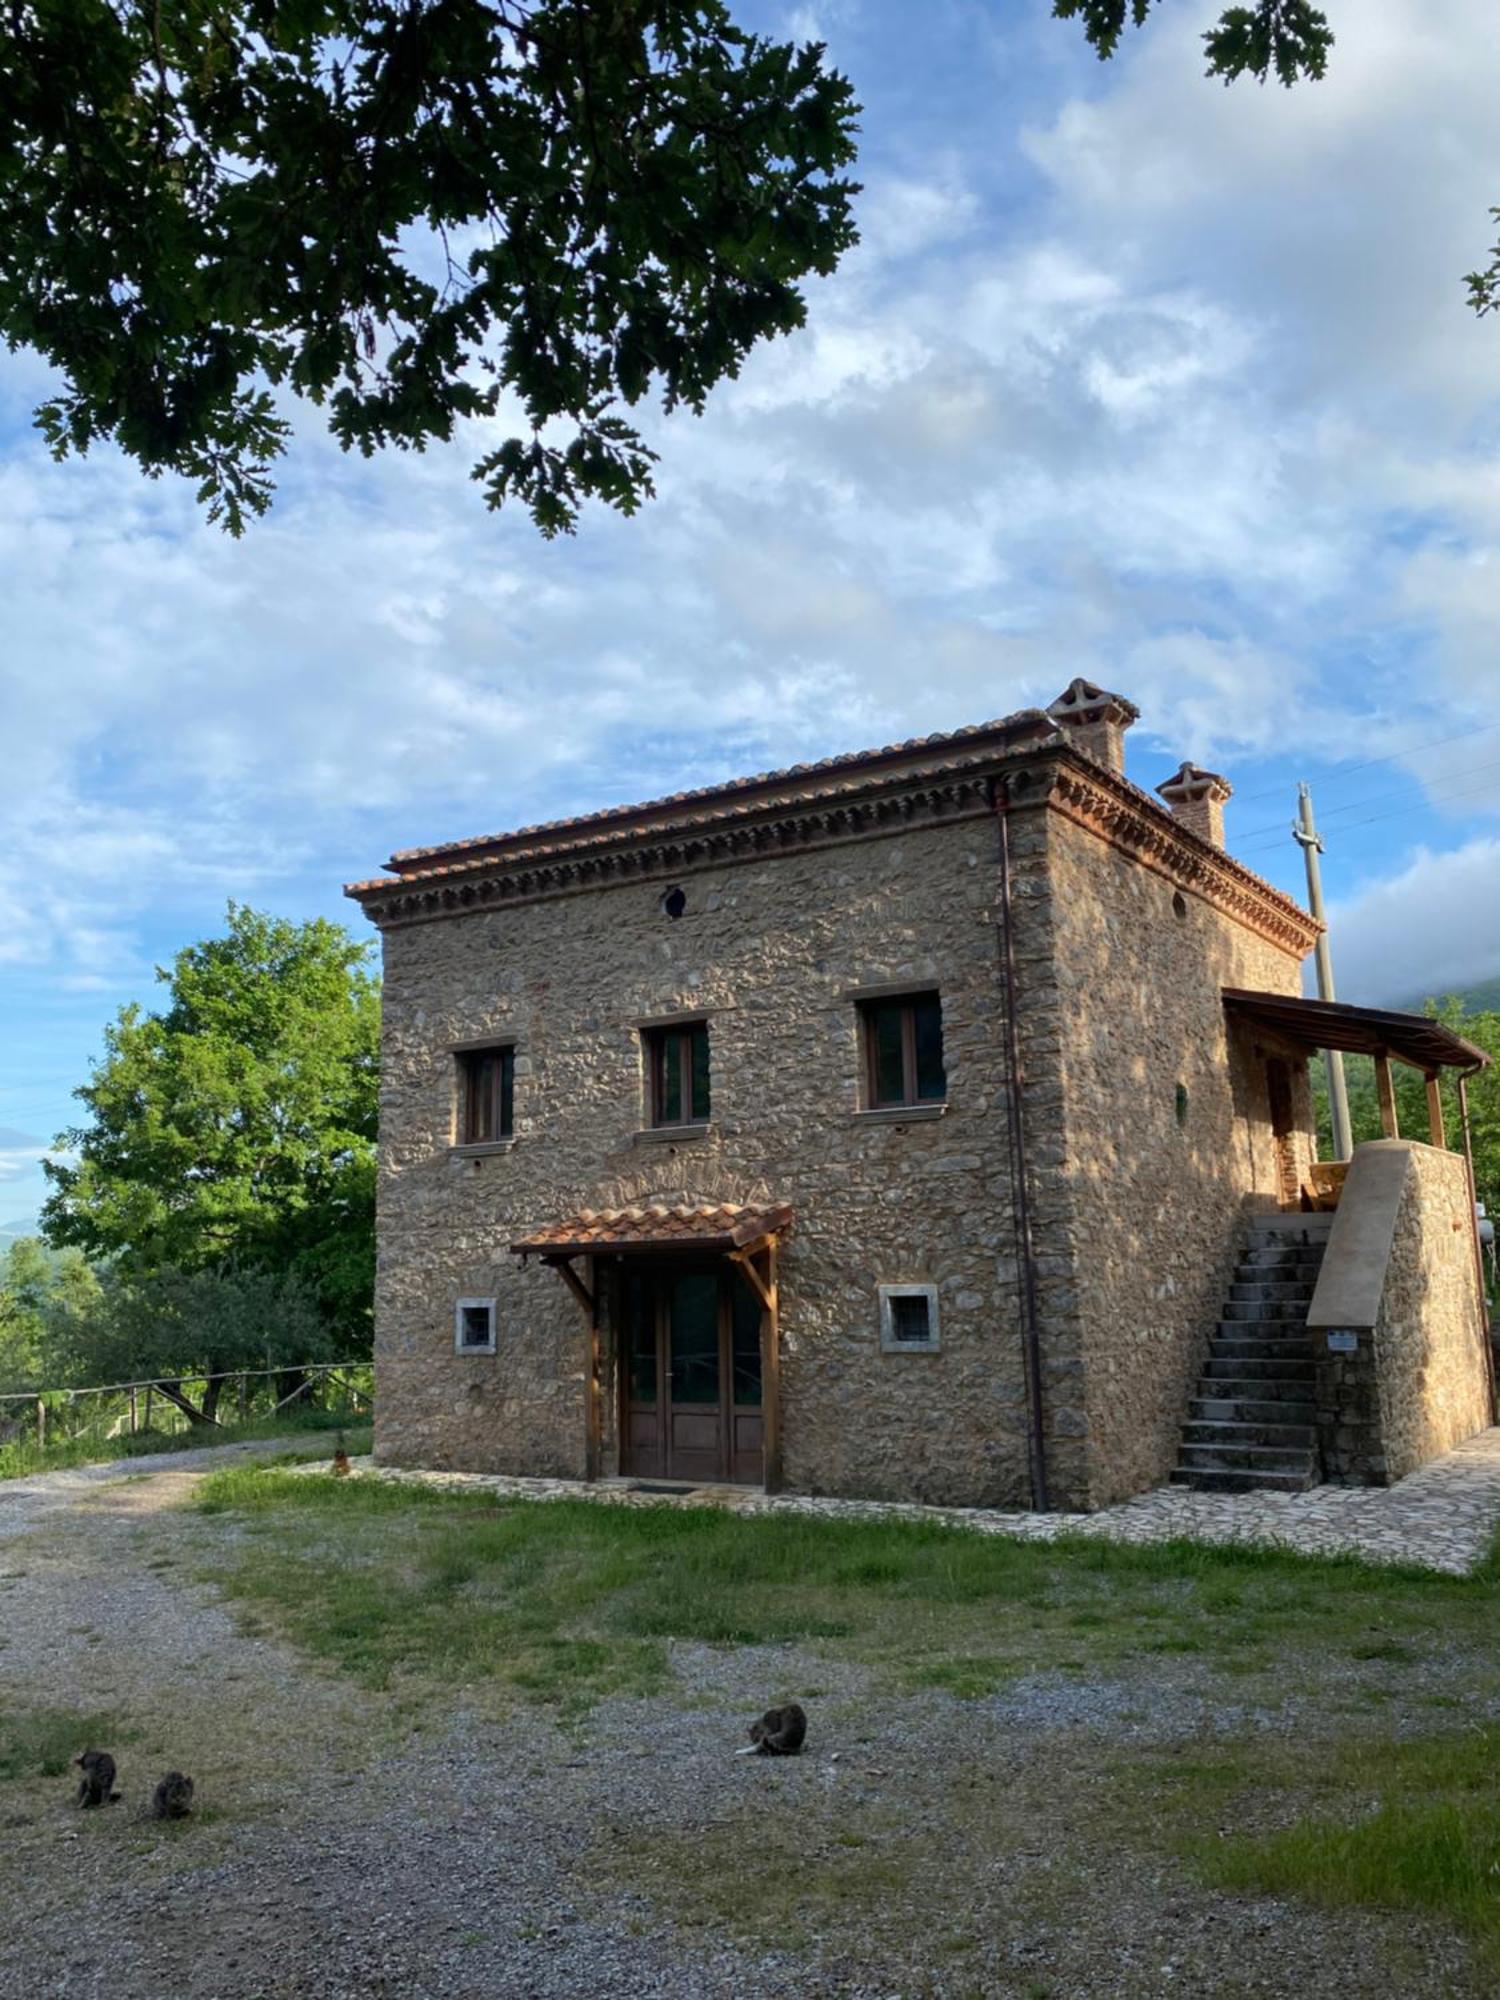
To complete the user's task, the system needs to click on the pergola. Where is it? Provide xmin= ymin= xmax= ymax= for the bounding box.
xmin=1223 ymin=990 xmax=1489 ymax=1151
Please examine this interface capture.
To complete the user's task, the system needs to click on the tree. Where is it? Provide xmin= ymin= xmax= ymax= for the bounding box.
xmin=0 ymin=1239 xmax=102 ymax=1394
xmin=0 ymin=1 xmax=859 ymax=535
xmin=1055 ymin=0 xmax=1332 ymax=86
xmin=42 ymin=904 xmax=379 ymax=1351
xmin=1056 ymin=2 xmax=1500 ymax=314
xmin=40 ymin=1263 xmax=332 ymax=1422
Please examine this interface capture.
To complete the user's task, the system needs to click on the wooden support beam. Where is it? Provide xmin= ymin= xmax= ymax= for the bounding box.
xmin=585 ymin=1257 xmax=602 ymax=1484
xmin=1425 ymin=1073 xmax=1447 ymax=1150
xmin=728 ymin=1245 xmax=773 ymax=1312
xmin=1374 ymin=1051 xmax=1400 ymax=1138
xmin=546 ymin=1256 xmax=596 ymax=1318
xmin=761 ymin=1240 xmax=783 ymax=1496
xmin=544 ymin=1256 xmax=601 ymax=1480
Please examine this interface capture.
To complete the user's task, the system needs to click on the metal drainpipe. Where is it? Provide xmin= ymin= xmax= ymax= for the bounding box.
xmin=1456 ymin=1065 xmax=1496 ymax=1419
xmin=992 ymin=775 xmax=1051 ymax=1513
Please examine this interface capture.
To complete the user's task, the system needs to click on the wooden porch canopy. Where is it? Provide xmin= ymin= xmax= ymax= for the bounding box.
xmin=511 ymin=1200 xmax=794 ymax=1261
xmin=1224 ymin=989 xmax=1490 ymax=1152
xmin=1223 ymin=991 xmax=1489 ymax=1074
xmin=511 ymin=1201 xmax=793 ymax=1489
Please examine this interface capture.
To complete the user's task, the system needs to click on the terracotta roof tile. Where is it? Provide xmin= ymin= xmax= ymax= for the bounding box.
xmin=381 ymin=708 xmax=1054 ymax=876
xmin=512 ymin=1201 xmax=793 ymax=1257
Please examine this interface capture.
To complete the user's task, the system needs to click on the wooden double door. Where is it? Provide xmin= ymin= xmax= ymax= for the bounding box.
xmin=619 ymin=1263 xmax=764 ymax=1485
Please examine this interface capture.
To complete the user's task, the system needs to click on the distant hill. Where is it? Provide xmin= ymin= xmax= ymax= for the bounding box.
xmin=1394 ymin=977 xmax=1500 ymax=1015
xmin=0 ymin=1216 xmax=39 ymax=1250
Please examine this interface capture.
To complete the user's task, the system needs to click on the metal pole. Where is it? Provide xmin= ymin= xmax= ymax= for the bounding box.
xmin=1293 ymin=782 xmax=1354 ymax=1161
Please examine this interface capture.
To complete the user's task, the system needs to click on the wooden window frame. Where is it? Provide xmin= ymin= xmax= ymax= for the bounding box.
xmin=455 ymin=1045 xmax=515 ymax=1147
xmin=644 ymin=1019 xmax=710 ymax=1129
xmin=860 ymin=992 xmax=946 ymax=1110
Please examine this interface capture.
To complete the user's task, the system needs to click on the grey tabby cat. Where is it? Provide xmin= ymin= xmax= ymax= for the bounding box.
xmin=742 ymin=1702 xmax=807 ymax=1756
xmin=73 ymin=1750 xmax=120 ymax=1807
xmin=151 ymin=1771 xmax=194 ymax=1819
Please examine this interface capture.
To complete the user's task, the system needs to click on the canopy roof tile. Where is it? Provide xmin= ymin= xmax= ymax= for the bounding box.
xmin=512 ymin=1200 xmax=794 ymax=1258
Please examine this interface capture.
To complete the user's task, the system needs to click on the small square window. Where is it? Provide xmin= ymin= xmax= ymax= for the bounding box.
xmin=456 ymin=1046 xmax=514 ymax=1145
xmin=879 ymin=1284 xmax=940 ymax=1353
xmin=454 ymin=1298 xmax=497 ymax=1353
xmin=860 ymin=994 xmax=946 ymax=1109
xmin=644 ymin=1020 xmax=710 ymax=1127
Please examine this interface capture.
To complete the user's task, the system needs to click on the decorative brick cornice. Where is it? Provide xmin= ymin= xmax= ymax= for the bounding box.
xmin=347 ymin=734 xmax=1317 ymax=960
xmin=1003 ymin=754 xmax=1319 ymax=960
xmin=347 ymin=755 xmax=1003 ymax=929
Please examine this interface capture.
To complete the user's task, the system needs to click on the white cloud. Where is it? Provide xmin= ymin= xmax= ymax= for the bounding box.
xmin=2 ymin=0 xmax=1500 ymax=1001
xmin=1331 ymin=837 xmax=1500 ymax=1001
xmin=0 ymin=1127 xmax=48 ymax=1186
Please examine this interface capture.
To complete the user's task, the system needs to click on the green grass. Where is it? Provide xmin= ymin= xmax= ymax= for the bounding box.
xmin=195 ymin=1465 xmax=1500 ymax=1712
xmin=183 ymin=1468 xmax=1500 ymax=1964
xmin=0 ymin=1705 xmax=139 ymax=1781
xmin=1194 ymin=1729 xmax=1500 ymax=1967
xmin=0 ymin=1410 xmax=373 ymax=1481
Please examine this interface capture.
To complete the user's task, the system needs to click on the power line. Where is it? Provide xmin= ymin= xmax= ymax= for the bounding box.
xmin=1233 ymin=750 xmax=1500 ymax=842
xmin=1228 ymin=716 xmax=1500 ymax=809
xmin=1237 ymin=768 xmax=1500 ymax=857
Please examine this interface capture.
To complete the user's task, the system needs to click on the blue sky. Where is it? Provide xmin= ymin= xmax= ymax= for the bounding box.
xmin=4 ymin=0 xmax=1500 ymax=1231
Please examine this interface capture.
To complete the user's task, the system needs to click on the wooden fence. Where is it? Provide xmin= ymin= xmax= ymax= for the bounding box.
xmin=0 ymin=1362 xmax=372 ymax=1451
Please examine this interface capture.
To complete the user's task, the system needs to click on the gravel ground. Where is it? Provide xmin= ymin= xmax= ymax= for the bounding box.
xmin=0 ymin=1449 xmax=1486 ymax=1999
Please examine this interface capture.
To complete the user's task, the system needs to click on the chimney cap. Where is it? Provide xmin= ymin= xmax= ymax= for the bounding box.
xmin=1157 ymin=760 xmax=1233 ymax=808
xmin=1046 ymin=678 xmax=1140 ymax=730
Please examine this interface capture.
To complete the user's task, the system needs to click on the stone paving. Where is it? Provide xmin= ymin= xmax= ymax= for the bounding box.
xmin=345 ymin=1425 xmax=1500 ymax=1576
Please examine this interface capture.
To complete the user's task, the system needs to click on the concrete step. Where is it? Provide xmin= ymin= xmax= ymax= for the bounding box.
xmin=1203 ymin=1354 xmax=1316 ymax=1383
xmin=1228 ymin=1280 xmax=1319 ymax=1305
xmin=1171 ymin=1464 xmax=1318 ymax=1494
xmin=1245 ymin=1219 xmax=1335 ymax=1247
xmin=1239 ymin=1248 xmax=1326 ymax=1274
xmin=1209 ymin=1336 xmax=1315 ymax=1364
xmin=1178 ymin=1438 xmax=1317 ymax=1471
xmin=1191 ymin=1395 xmax=1318 ymax=1426
xmin=1194 ymin=1374 xmax=1320 ymax=1405
xmin=1220 ymin=1299 xmax=1314 ymax=1324
xmin=1182 ymin=1418 xmax=1317 ymax=1450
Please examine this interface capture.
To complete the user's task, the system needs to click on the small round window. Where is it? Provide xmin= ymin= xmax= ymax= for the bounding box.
xmin=660 ymin=886 xmax=687 ymax=920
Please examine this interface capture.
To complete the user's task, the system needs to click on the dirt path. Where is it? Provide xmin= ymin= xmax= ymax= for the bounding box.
xmin=0 ymin=1435 xmax=354 ymax=1542
xmin=0 ymin=1459 xmax=1485 ymax=1999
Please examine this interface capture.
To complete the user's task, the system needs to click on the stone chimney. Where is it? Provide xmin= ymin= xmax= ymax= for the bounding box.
xmin=1156 ymin=761 xmax=1233 ymax=848
xmin=1046 ymin=678 xmax=1140 ymax=777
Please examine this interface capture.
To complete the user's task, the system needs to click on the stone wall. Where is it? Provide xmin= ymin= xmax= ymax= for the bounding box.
xmin=1035 ymin=806 xmax=1312 ymax=1508
xmin=366 ymin=741 xmax=1319 ymax=1512
xmin=1308 ymin=1140 xmax=1490 ymax=1484
xmin=373 ymin=812 xmax=1039 ymax=1506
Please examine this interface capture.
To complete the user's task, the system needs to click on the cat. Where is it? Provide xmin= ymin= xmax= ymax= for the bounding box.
xmin=742 ymin=1702 xmax=807 ymax=1756
xmin=151 ymin=1771 xmax=195 ymax=1820
xmin=73 ymin=1750 xmax=120 ymax=1807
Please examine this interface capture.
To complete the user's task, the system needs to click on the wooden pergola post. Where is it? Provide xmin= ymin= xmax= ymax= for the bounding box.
xmin=1425 ymin=1072 xmax=1447 ymax=1150
xmin=1373 ymin=1051 xmax=1400 ymax=1138
xmin=729 ymin=1236 xmax=783 ymax=1495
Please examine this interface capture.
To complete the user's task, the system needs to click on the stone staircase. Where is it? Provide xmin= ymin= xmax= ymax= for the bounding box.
xmin=1172 ymin=1214 xmax=1333 ymax=1494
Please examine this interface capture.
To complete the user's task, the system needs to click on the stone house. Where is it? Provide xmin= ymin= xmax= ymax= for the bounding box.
xmin=347 ymin=682 xmax=1492 ymax=1511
